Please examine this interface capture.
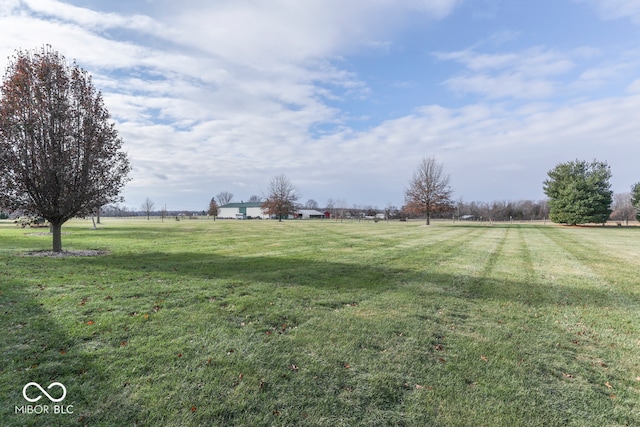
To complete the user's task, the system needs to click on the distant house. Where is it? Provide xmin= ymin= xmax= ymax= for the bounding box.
xmin=218 ymin=202 xmax=267 ymax=219
xmin=296 ymin=209 xmax=325 ymax=219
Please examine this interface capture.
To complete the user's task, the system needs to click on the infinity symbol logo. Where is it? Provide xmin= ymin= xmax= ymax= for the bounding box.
xmin=22 ymin=382 xmax=67 ymax=403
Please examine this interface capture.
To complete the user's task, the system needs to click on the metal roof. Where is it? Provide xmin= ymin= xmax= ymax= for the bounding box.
xmin=219 ymin=202 xmax=264 ymax=208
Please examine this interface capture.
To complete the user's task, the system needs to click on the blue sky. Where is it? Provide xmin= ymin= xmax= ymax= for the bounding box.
xmin=1 ymin=0 xmax=640 ymax=211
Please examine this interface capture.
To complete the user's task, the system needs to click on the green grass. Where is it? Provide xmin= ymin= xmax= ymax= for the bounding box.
xmin=1 ymin=218 xmax=639 ymax=426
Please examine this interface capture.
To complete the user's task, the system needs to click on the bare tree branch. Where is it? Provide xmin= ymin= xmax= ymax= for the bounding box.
xmin=404 ymin=157 xmax=453 ymax=225
xmin=261 ymin=174 xmax=299 ymax=221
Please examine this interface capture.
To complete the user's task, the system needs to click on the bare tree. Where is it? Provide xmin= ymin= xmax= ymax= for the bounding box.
xmin=385 ymin=203 xmax=398 ymax=221
xmin=610 ymin=192 xmax=634 ymax=225
xmin=216 ymin=191 xmax=234 ymax=206
xmin=261 ymin=174 xmax=299 ymax=221
xmin=141 ymin=198 xmax=155 ymax=220
xmin=335 ymin=198 xmax=348 ymax=222
xmin=404 ymin=156 xmax=453 ymax=225
xmin=305 ymin=199 xmax=319 ymax=209
xmin=208 ymin=197 xmax=219 ymax=220
xmin=326 ymin=198 xmax=335 ymax=218
xmin=248 ymin=194 xmax=263 ymax=203
xmin=0 ymin=46 xmax=130 ymax=251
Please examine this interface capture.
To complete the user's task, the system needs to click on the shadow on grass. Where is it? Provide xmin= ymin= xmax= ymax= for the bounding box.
xmin=0 ymin=279 xmax=140 ymax=426
xmin=74 ymin=249 xmax=640 ymax=311
xmin=2 ymin=245 xmax=639 ymax=426
xmin=77 ymin=251 xmax=401 ymax=291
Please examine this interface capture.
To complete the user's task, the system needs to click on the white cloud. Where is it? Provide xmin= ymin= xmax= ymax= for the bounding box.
xmin=575 ymin=0 xmax=640 ymax=23
xmin=436 ymin=47 xmax=574 ymax=99
xmin=1 ymin=1 xmax=638 ymax=209
xmin=628 ymin=79 xmax=640 ymax=92
xmin=22 ymin=0 xmax=159 ymax=31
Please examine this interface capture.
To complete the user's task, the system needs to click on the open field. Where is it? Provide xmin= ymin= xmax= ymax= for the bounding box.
xmin=1 ymin=218 xmax=639 ymax=426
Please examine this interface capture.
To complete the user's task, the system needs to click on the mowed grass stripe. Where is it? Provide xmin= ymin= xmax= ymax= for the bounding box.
xmin=537 ymin=226 xmax=640 ymax=306
xmin=1 ymin=219 xmax=640 ymax=426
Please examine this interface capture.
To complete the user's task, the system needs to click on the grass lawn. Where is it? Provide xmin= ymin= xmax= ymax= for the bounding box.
xmin=1 ymin=218 xmax=639 ymax=426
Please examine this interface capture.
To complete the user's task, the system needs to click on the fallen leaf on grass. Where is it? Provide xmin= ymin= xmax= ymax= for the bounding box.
xmin=120 ymin=341 xmax=128 ymax=347
xmin=434 ymin=344 xmax=444 ymax=352
xmin=152 ymin=305 xmax=161 ymax=313
xmin=59 ymin=349 xmax=66 ymax=355
xmin=86 ymin=320 xmax=94 ymax=325
xmin=562 ymin=373 xmax=574 ymax=379
xmin=232 ymin=373 xmax=244 ymax=387
xmin=480 ymin=355 xmax=488 ymax=362
xmin=605 ymin=381 xmax=613 ymax=389
xmin=191 ymin=406 xmax=197 ymax=412
xmin=177 ymin=353 xmax=182 ymax=358
xmin=437 ymin=357 xmax=446 ymax=363
xmin=636 ymin=376 xmax=640 ymax=381
xmin=414 ymin=384 xmax=433 ymax=390
xmin=344 ymin=363 xmax=351 ymax=369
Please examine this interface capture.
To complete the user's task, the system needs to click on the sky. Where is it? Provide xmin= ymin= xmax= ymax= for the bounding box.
xmin=1 ymin=0 xmax=640 ymax=211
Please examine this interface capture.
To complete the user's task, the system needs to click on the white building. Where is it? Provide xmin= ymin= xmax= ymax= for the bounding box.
xmin=218 ymin=202 xmax=267 ymax=219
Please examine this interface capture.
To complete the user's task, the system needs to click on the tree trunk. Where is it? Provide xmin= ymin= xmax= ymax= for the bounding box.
xmin=51 ymin=222 xmax=63 ymax=252
xmin=426 ymin=214 xmax=431 ymax=225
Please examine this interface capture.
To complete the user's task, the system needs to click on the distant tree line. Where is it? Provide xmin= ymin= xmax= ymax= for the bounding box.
xmin=449 ymin=199 xmax=549 ymax=222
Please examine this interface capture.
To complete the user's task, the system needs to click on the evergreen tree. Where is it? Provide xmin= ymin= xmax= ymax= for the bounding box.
xmin=631 ymin=182 xmax=640 ymax=221
xmin=543 ymin=159 xmax=612 ymax=225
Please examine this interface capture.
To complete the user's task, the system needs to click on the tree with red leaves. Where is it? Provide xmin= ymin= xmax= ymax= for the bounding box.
xmin=0 ymin=46 xmax=130 ymax=251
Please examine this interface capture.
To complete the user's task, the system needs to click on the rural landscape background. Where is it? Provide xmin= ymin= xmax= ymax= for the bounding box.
xmin=2 ymin=217 xmax=639 ymax=426
xmin=2 ymin=1 xmax=640 ymax=425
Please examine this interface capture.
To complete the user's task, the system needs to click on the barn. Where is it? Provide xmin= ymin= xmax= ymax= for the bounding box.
xmin=296 ymin=209 xmax=326 ymax=219
xmin=218 ymin=202 xmax=267 ymax=219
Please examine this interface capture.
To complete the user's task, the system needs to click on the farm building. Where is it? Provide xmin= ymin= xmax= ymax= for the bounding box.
xmin=296 ymin=209 xmax=326 ymax=219
xmin=218 ymin=202 xmax=267 ymax=219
